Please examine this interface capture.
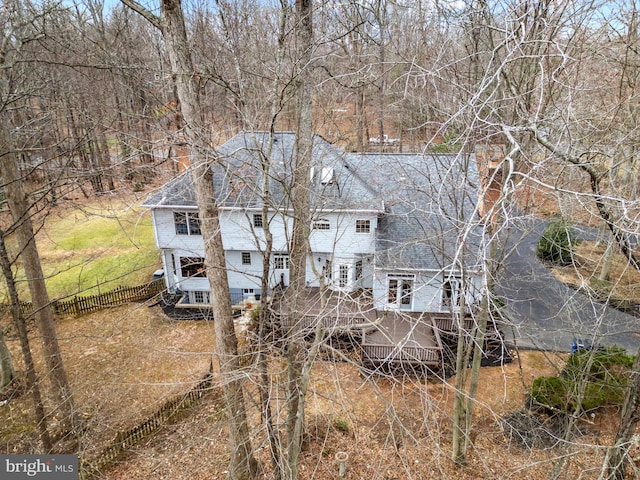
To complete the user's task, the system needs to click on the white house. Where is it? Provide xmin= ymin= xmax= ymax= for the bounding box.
xmin=143 ymin=131 xmax=490 ymax=367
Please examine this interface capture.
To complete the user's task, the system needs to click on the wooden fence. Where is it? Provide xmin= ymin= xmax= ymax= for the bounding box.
xmin=80 ymin=366 xmax=217 ymax=479
xmin=14 ymin=278 xmax=165 ymax=317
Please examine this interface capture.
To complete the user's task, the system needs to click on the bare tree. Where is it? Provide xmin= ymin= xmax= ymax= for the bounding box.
xmin=284 ymin=0 xmax=315 ymax=478
xmin=120 ymin=0 xmax=261 ymax=477
xmin=0 ymin=229 xmax=52 ymax=450
xmin=0 ymin=0 xmax=80 ymax=436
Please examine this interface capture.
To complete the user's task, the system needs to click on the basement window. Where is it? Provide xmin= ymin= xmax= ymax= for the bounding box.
xmin=193 ymin=291 xmax=210 ymax=304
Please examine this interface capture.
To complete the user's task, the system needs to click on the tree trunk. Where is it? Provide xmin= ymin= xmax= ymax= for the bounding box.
xmin=285 ymin=1 xmax=314 ymax=478
xmin=605 ymin=347 xmax=640 ymax=480
xmin=0 ymin=115 xmax=77 ymax=435
xmin=0 ymin=230 xmax=52 ymax=451
xmin=259 ymin=132 xmax=283 ymax=479
xmin=451 ymin=283 xmax=473 ymax=465
xmin=354 ymin=85 xmax=365 ymax=152
xmin=120 ymin=0 xmax=261 ymax=477
xmin=598 ymin=235 xmax=614 ymax=283
xmin=162 ymin=4 xmax=260 ymax=479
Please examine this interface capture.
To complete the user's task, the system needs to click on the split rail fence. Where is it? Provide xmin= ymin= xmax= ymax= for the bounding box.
xmin=13 ymin=278 xmax=165 ymax=317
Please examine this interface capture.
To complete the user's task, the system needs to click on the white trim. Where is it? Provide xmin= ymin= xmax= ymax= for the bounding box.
xmin=148 ymin=205 xmax=384 ymax=215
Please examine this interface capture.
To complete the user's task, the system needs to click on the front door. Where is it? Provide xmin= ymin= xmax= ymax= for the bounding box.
xmin=273 ymin=253 xmax=290 ymax=287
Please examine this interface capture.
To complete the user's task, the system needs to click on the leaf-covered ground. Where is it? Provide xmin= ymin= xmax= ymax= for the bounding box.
xmin=2 ymin=295 xmax=635 ymax=479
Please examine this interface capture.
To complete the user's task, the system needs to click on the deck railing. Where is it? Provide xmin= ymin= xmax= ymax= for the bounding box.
xmin=361 ymin=344 xmax=441 ymax=365
xmin=280 ymin=314 xmax=368 ymax=331
xmin=432 ymin=316 xmax=475 ymax=333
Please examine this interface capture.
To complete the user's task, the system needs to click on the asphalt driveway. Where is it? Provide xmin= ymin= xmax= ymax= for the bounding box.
xmin=495 ymin=218 xmax=640 ymax=354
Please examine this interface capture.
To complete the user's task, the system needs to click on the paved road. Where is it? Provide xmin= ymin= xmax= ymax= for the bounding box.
xmin=495 ymin=217 xmax=640 ymax=354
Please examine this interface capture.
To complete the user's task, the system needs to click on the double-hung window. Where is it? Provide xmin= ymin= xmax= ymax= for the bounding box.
xmin=274 ymin=254 xmax=289 ymax=270
xmin=253 ymin=213 xmax=263 ymax=228
xmin=174 ymin=212 xmax=201 ymax=235
xmin=241 ymin=252 xmax=252 ymax=265
xmin=355 ymin=219 xmax=371 ymax=233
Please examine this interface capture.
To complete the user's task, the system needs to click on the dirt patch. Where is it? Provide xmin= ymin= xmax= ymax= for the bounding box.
xmin=98 ymin=344 xmax=625 ymax=479
xmin=0 ymin=303 xmax=216 ymax=456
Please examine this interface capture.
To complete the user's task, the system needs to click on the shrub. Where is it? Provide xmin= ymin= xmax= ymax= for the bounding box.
xmin=531 ymin=376 xmax=569 ymax=410
xmin=536 ymin=217 xmax=578 ymax=265
xmin=332 ymin=417 xmax=350 ymax=433
xmin=530 ymin=346 xmax=634 ymax=414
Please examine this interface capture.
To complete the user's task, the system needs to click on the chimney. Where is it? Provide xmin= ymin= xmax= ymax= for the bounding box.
xmin=475 ymin=144 xmax=505 ymax=225
xmin=175 ymin=133 xmax=190 ymax=173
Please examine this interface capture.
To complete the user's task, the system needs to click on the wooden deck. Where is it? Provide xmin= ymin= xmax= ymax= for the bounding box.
xmin=272 ymin=287 xmax=377 ymax=332
xmin=271 ymin=288 xmax=480 ymax=370
xmin=361 ymin=312 xmax=443 ymax=367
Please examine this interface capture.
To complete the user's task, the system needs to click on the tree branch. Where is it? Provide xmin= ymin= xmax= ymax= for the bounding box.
xmin=119 ymin=0 xmax=162 ymax=30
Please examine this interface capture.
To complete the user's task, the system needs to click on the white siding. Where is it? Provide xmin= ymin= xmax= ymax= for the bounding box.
xmin=219 ymin=210 xmax=291 ymax=252
xmin=225 ymin=250 xmax=263 ymax=290
xmin=152 ymin=208 xmax=206 ymax=252
xmin=152 ymin=207 xmax=380 ymax=294
xmin=309 ymin=212 xmax=377 ymax=256
xmin=372 ymin=269 xmax=483 ymax=313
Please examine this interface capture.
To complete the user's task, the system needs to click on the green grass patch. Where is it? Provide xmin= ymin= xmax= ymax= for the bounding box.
xmin=5 ymin=204 xmax=160 ymax=301
xmin=47 ymin=208 xmax=153 ymax=251
xmin=43 ymin=249 xmax=159 ymax=299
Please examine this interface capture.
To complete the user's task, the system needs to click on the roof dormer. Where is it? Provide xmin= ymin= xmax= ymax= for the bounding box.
xmin=321 ymin=167 xmax=334 ymax=185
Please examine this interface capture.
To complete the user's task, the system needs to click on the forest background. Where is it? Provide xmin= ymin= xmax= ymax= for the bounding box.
xmin=1 ymin=0 xmax=640 ymax=479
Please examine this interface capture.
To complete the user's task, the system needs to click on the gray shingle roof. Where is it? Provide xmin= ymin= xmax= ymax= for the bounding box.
xmin=142 ymin=131 xmax=382 ymax=212
xmin=142 ymin=131 xmax=484 ymax=271
xmin=346 ymin=152 xmax=484 ymax=271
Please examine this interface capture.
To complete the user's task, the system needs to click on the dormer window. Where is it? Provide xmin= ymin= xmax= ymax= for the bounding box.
xmin=321 ymin=167 xmax=334 ymax=184
xmin=313 ymin=218 xmax=330 ymax=230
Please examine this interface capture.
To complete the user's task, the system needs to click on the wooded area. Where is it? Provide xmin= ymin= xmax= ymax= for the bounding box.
xmin=1 ymin=0 xmax=640 ymax=479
